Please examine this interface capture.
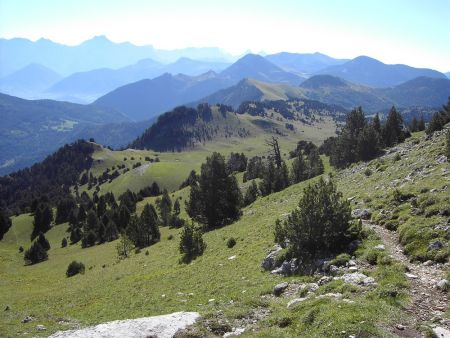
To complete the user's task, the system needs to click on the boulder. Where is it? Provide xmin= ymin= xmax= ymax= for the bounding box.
xmin=273 ymin=282 xmax=289 ymax=296
xmin=287 ymin=298 xmax=307 ymax=309
xmin=318 ymin=276 xmax=333 ymax=286
xmin=428 ymin=241 xmax=443 ymax=251
xmin=374 ymin=244 xmax=385 ymax=251
xmin=305 ymin=283 xmax=319 ymax=292
xmin=351 ymin=208 xmax=371 ymax=220
xmin=223 ymin=328 xmax=245 ymax=337
xmin=433 ymin=326 xmax=450 ymax=338
xmin=329 ymin=265 xmax=340 ymax=276
xmin=261 ymin=245 xmax=283 ymax=271
xmin=271 ymin=259 xmax=298 ymax=276
xmin=22 ymin=316 xmax=33 ymax=323
xmin=347 ymin=240 xmax=361 ymax=253
xmin=339 ymin=273 xmax=375 ymax=286
xmin=36 ymin=325 xmax=46 ymax=331
xmin=436 ymin=279 xmax=449 ymax=291
xmin=49 ymin=312 xmax=201 ymax=338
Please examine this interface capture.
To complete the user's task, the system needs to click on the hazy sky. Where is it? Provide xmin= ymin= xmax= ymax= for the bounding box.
xmin=1 ymin=0 xmax=449 ymax=71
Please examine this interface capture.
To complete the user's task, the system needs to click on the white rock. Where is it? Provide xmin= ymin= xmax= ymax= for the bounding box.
xmin=287 ymin=298 xmax=307 ymax=309
xmin=36 ymin=325 xmax=46 ymax=331
xmin=224 ymin=327 xmax=246 ymax=337
xmin=436 ymin=279 xmax=449 ymax=291
xmin=339 ymin=273 xmax=375 ymax=286
xmin=433 ymin=326 xmax=450 ymax=338
xmin=405 ymin=273 xmax=418 ymax=279
xmin=374 ymin=244 xmax=385 ymax=251
xmin=228 ymin=255 xmax=236 ymax=260
xmin=48 ymin=312 xmax=201 ymax=338
xmin=348 ymin=266 xmax=358 ymax=272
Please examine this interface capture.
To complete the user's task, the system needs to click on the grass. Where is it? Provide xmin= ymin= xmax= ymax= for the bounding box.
xmin=79 ymin=111 xmax=337 ymax=197
xmin=1 ymin=128 xmax=448 ymax=337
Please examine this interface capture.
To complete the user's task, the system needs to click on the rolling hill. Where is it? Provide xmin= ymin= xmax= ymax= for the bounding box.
xmin=219 ymin=53 xmax=304 ymax=85
xmin=266 ymin=52 xmax=348 ymax=75
xmin=197 ymin=75 xmax=450 ymax=112
xmin=196 ymin=78 xmax=305 ymax=108
xmin=46 ymin=58 xmax=230 ymax=103
xmin=0 ymin=63 xmax=62 ymax=99
xmin=318 ymin=55 xmax=447 ymax=87
xmin=94 ymin=72 xmax=234 ymax=120
xmin=0 ymin=93 xmax=146 ymax=175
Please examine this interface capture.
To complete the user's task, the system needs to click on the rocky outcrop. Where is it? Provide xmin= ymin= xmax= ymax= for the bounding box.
xmin=49 ymin=312 xmax=201 ymax=338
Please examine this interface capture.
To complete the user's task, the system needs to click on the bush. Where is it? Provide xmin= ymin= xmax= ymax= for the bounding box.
xmin=330 ymin=253 xmax=351 ymax=267
xmin=66 ymin=261 xmax=85 ymax=277
xmin=24 ymin=242 xmax=48 ymax=265
xmin=364 ymin=168 xmax=372 ymax=177
xmin=61 ymin=238 xmax=68 ymax=248
xmin=179 ymin=223 xmax=206 ymax=263
xmin=274 ymin=178 xmax=355 ymax=268
xmin=226 ymin=237 xmax=236 ymax=248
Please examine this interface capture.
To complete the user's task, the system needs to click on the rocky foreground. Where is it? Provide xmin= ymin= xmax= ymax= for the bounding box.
xmin=48 ymin=312 xmax=200 ymax=338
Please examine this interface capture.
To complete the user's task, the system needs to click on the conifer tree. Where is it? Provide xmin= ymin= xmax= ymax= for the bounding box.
xmin=37 ymin=232 xmax=50 ymax=251
xmin=157 ymin=189 xmax=172 ymax=226
xmin=243 ymin=181 xmax=259 ymax=206
xmin=179 ymin=223 xmax=206 ymax=263
xmin=291 ymin=153 xmax=308 ymax=184
xmin=0 ymin=208 xmax=12 ymax=240
xmin=24 ymin=241 xmax=48 ymax=265
xmin=275 ymin=178 xmax=355 ymax=266
xmin=383 ymin=106 xmax=404 ymax=146
xmin=31 ymin=203 xmax=53 ymax=240
xmin=186 ymin=152 xmax=242 ymax=229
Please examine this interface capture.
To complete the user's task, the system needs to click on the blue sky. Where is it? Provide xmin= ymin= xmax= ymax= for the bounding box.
xmin=0 ymin=0 xmax=449 ymax=71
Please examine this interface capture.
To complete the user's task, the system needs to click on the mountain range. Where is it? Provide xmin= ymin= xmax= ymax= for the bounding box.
xmin=0 ymin=93 xmax=150 ymax=175
xmin=317 ymin=56 xmax=446 ymax=87
xmin=0 ymin=36 xmax=234 ymax=77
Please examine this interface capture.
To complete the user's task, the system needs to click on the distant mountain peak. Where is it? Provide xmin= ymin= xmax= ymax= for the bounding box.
xmin=81 ymin=35 xmax=112 ymax=45
xmin=300 ymin=75 xmax=348 ymax=89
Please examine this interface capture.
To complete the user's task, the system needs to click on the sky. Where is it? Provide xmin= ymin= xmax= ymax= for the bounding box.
xmin=0 ymin=0 xmax=449 ymax=71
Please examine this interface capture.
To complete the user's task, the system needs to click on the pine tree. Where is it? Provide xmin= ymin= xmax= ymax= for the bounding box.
xmin=243 ymin=181 xmax=259 ymax=206
xmin=372 ymin=113 xmax=382 ymax=135
xmin=157 ymin=189 xmax=172 ymax=226
xmin=173 ymin=199 xmax=181 ymax=215
xmin=141 ymin=203 xmax=160 ymax=244
xmin=357 ymin=126 xmax=380 ymax=161
xmin=24 ymin=241 xmax=48 ymax=265
xmin=31 ymin=203 xmax=53 ymax=240
xmin=418 ymin=115 xmax=426 ymax=131
xmin=37 ymin=232 xmax=50 ymax=251
xmin=409 ymin=116 xmax=418 ymax=132
xmin=186 ymin=152 xmax=242 ymax=229
xmin=291 ymin=153 xmax=307 ymax=183
xmin=179 ymin=223 xmax=206 ymax=263
xmin=0 ymin=208 xmax=12 ymax=240
xmin=307 ymin=149 xmax=324 ymax=178
xmin=275 ymin=178 xmax=355 ymax=266
xmin=383 ymin=106 xmax=404 ymax=146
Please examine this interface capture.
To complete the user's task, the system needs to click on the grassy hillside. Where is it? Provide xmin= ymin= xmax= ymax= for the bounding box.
xmin=1 ymin=128 xmax=449 ymax=337
xmin=80 ymin=106 xmax=338 ymax=196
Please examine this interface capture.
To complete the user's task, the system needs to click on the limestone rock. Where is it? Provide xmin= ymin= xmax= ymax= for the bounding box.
xmin=339 ymin=273 xmax=375 ymax=286
xmin=287 ymin=298 xmax=307 ymax=309
xmin=436 ymin=279 xmax=449 ymax=291
xmin=273 ymin=282 xmax=289 ymax=296
xmin=49 ymin=312 xmax=201 ymax=338
xmin=261 ymin=245 xmax=283 ymax=271
xmin=428 ymin=240 xmax=443 ymax=251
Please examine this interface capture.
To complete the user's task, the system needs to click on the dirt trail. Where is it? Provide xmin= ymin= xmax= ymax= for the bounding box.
xmin=364 ymin=221 xmax=449 ymax=335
